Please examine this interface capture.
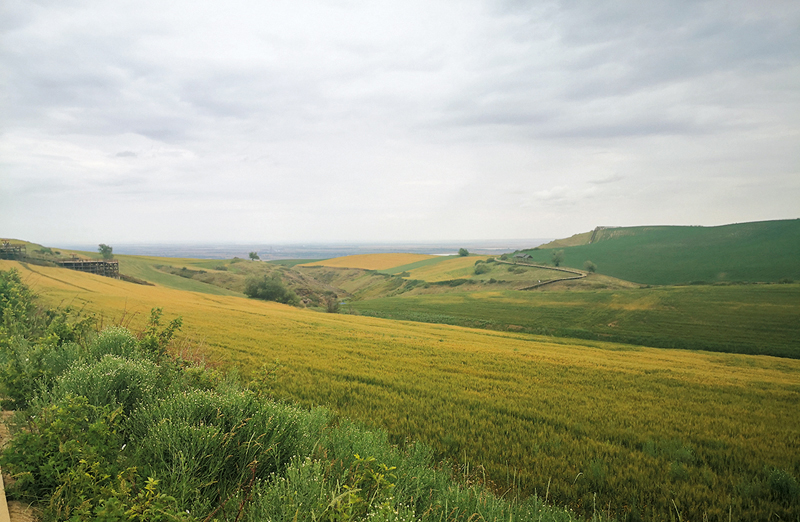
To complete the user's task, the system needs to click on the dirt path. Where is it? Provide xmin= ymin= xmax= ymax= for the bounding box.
xmin=0 ymin=411 xmax=36 ymax=522
xmin=494 ymin=259 xmax=587 ymax=289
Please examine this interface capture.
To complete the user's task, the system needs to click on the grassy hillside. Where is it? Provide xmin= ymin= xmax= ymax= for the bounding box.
xmin=518 ymin=219 xmax=800 ymax=285
xmin=350 ymin=284 xmax=800 ymax=358
xmin=4 ymin=259 xmax=799 ymax=521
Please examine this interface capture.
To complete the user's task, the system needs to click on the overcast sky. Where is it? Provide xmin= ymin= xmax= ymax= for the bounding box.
xmin=2 ymin=0 xmax=799 ymax=245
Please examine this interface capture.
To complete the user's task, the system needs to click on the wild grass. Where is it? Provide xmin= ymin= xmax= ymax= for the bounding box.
xmin=3 ymin=260 xmax=800 ymax=520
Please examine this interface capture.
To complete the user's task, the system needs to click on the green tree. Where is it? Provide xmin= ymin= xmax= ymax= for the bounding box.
xmin=552 ymin=250 xmax=564 ymax=267
xmin=249 ymin=251 xmax=260 ymax=261
xmin=458 ymin=248 xmax=469 ymax=257
xmin=98 ymin=244 xmax=113 ymax=260
xmin=584 ymin=260 xmax=597 ymax=273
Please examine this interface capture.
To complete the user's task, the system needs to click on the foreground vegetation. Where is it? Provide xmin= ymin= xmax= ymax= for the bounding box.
xmin=0 ymin=268 xmax=578 ymax=521
xmin=350 ymin=284 xmax=800 ymax=358
xmin=3 ymin=260 xmax=799 ymax=520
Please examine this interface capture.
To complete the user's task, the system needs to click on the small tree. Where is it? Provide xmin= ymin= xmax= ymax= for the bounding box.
xmin=458 ymin=248 xmax=469 ymax=257
xmin=98 ymin=244 xmax=113 ymax=260
xmin=249 ymin=252 xmax=260 ymax=261
xmin=551 ymin=250 xmax=564 ymax=267
xmin=584 ymin=260 xmax=597 ymax=273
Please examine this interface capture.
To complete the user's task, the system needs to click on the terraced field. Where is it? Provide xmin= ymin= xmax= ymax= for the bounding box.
xmin=4 ymin=259 xmax=799 ymax=521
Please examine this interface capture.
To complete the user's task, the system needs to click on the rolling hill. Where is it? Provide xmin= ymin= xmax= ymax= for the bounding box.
xmin=517 ymin=219 xmax=800 ymax=285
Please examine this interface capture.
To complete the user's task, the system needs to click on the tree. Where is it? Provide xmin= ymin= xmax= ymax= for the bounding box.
xmin=249 ymin=252 xmax=260 ymax=261
xmin=98 ymin=244 xmax=113 ymax=260
xmin=583 ymin=260 xmax=597 ymax=273
xmin=551 ymin=250 xmax=564 ymax=267
xmin=458 ymin=248 xmax=469 ymax=257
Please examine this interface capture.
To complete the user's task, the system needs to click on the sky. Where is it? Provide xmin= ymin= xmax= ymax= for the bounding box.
xmin=2 ymin=0 xmax=799 ymax=245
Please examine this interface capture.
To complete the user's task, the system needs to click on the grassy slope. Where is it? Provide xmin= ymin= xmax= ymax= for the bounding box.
xmin=350 ymin=284 xmax=800 ymax=358
xmin=115 ymin=255 xmax=244 ymax=296
xmin=520 ymin=219 xmax=800 ymax=285
xmin=4 ymin=259 xmax=799 ymax=520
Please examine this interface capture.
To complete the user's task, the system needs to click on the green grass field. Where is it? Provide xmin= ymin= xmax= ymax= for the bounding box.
xmin=518 ymin=219 xmax=800 ymax=285
xmin=350 ymin=283 xmax=800 ymax=358
xmin=5 ymin=259 xmax=799 ymax=521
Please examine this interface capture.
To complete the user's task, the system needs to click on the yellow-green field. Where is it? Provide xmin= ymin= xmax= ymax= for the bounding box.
xmin=4 ymin=259 xmax=799 ymax=521
xmin=303 ymin=253 xmax=436 ymax=270
xmin=403 ymin=255 xmax=489 ymax=281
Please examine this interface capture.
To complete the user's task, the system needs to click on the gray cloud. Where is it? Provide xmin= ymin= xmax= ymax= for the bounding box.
xmin=1 ymin=0 xmax=798 ymax=244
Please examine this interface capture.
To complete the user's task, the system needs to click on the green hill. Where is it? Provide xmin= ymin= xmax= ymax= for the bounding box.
xmin=518 ymin=219 xmax=800 ymax=285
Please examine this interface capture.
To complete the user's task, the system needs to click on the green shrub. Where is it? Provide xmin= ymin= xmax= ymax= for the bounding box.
xmin=128 ymin=388 xmax=327 ymax=515
xmin=0 ymin=269 xmax=38 ymax=346
xmin=474 ymin=264 xmax=490 ymax=275
xmin=88 ymin=326 xmax=141 ymax=360
xmin=51 ymin=355 xmax=166 ymax=416
xmin=0 ymin=394 xmax=125 ymax=503
xmin=0 ymin=339 xmax=86 ymax=409
xmin=244 ymin=275 xmax=299 ymax=305
xmin=138 ymin=308 xmax=183 ymax=360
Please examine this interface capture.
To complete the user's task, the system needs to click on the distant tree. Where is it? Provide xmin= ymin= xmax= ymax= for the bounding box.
xmin=98 ymin=244 xmax=113 ymax=260
xmin=584 ymin=260 xmax=597 ymax=273
xmin=249 ymin=251 xmax=260 ymax=261
xmin=551 ymin=250 xmax=564 ymax=267
xmin=458 ymin=248 xmax=469 ymax=257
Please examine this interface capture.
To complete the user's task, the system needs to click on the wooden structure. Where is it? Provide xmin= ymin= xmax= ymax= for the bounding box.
xmin=0 ymin=241 xmax=26 ymax=260
xmin=56 ymin=259 xmax=119 ymax=278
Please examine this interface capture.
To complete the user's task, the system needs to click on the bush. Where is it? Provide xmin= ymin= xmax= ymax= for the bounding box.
xmin=244 ymin=275 xmax=299 ymax=305
xmin=474 ymin=264 xmax=490 ymax=275
xmin=0 ymin=394 xmax=125 ymax=503
xmin=583 ymin=260 xmax=597 ymax=273
xmin=0 ymin=339 xmax=86 ymax=409
xmin=128 ymin=388 xmax=327 ymax=515
xmin=51 ymin=355 xmax=166 ymax=416
xmin=88 ymin=326 xmax=140 ymax=360
xmin=458 ymin=248 xmax=469 ymax=257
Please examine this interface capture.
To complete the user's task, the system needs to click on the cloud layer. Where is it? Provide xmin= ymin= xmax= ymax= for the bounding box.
xmin=2 ymin=0 xmax=798 ymax=244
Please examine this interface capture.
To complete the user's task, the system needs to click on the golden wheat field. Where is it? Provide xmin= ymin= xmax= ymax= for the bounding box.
xmin=302 ymin=253 xmax=436 ymax=270
xmin=4 ymin=259 xmax=799 ymax=520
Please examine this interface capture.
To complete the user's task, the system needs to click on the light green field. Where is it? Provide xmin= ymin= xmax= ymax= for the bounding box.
xmin=5 ymin=259 xmax=799 ymax=521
